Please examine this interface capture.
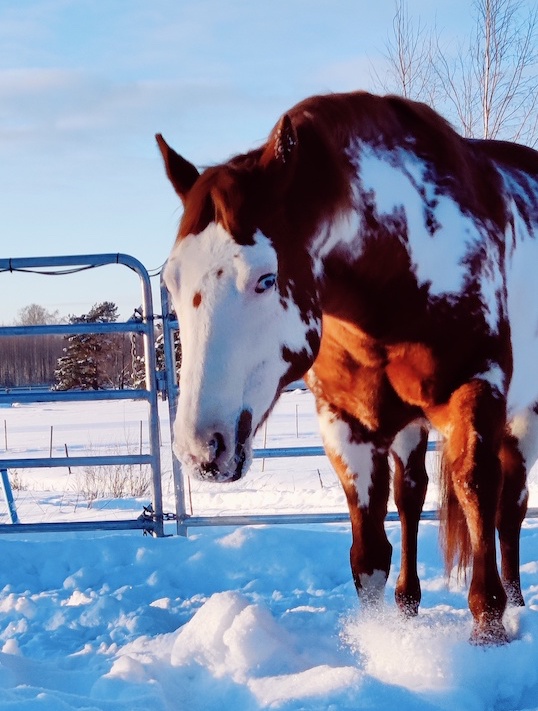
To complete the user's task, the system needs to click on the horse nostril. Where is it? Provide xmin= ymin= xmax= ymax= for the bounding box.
xmin=209 ymin=432 xmax=226 ymax=459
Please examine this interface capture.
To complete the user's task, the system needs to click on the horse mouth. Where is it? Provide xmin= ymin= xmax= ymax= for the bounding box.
xmin=177 ymin=409 xmax=254 ymax=483
xmin=196 ymin=445 xmax=248 ymax=483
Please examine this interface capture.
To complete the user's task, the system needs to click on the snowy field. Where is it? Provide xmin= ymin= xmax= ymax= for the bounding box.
xmin=1 ymin=390 xmax=538 ymax=710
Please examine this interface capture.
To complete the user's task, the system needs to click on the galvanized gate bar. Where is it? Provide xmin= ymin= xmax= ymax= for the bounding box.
xmin=0 ymin=519 xmax=154 ymax=535
xmin=0 ymin=469 xmax=19 ymax=524
xmin=0 ymin=322 xmax=148 ymax=337
xmin=0 ymin=253 xmax=164 ymax=536
xmin=0 ymin=389 xmax=151 ymax=404
xmin=0 ymin=455 xmax=154 ymax=469
xmin=160 ymin=282 xmax=185 ymax=534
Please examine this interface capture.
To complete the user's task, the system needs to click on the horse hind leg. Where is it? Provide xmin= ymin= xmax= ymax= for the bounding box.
xmin=498 ymin=405 xmax=537 ymax=606
xmin=432 ymin=379 xmax=508 ymax=645
xmin=391 ymin=420 xmax=429 ymax=617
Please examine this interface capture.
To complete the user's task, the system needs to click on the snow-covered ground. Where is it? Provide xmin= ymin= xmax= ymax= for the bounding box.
xmin=1 ymin=390 xmax=538 ymax=710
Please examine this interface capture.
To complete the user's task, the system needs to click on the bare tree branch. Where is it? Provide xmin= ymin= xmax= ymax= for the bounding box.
xmin=377 ymin=0 xmax=538 ymax=145
xmin=373 ymin=0 xmax=440 ymax=105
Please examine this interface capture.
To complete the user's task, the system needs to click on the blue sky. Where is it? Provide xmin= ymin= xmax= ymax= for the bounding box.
xmin=1 ymin=0 xmax=475 ymax=323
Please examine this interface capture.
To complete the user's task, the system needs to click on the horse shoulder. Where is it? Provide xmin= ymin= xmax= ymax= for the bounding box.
xmin=385 ymin=342 xmax=439 ymax=408
xmin=310 ymin=314 xmax=420 ymax=436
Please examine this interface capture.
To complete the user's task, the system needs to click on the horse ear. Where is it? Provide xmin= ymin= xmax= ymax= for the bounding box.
xmin=155 ymin=134 xmax=199 ymax=204
xmin=261 ymin=114 xmax=298 ymax=170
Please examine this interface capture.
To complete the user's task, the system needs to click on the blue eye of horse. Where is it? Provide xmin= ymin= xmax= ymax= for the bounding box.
xmin=255 ymin=273 xmax=277 ymax=293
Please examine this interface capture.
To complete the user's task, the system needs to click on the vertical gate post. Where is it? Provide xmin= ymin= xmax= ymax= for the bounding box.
xmin=160 ymin=280 xmax=188 ymax=536
xmin=0 ymin=469 xmax=19 ymax=525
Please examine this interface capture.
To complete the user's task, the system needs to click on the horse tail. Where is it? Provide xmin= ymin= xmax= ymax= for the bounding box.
xmin=438 ymin=446 xmax=472 ymax=578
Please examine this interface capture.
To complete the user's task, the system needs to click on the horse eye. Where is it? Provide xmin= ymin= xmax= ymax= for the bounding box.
xmin=255 ymin=273 xmax=277 ymax=293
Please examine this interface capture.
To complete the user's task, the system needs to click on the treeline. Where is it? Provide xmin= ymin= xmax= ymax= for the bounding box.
xmin=0 ymin=332 xmax=134 ymax=389
xmin=1 ymin=301 xmax=133 ymax=389
xmin=0 ymin=335 xmax=65 ymax=387
xmin=0 ymin=301 xmax=180 ymax=390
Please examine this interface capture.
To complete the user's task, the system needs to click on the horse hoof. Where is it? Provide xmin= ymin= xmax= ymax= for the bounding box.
xmin=395 ymin=593 xmax=419 ymax=618
xmin=470 ymin=619 xmax=509 ymax=646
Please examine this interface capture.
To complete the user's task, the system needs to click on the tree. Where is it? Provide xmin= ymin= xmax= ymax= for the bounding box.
xmin=375 ymin=0 xmax=439 ymax=105
xmin=131 ymin=326 xmax=182 ymax=394
xmin=379 ymin=0 xmax=538 ymax=144
xmin=16 ymin=304 xmax=62 ymax=326
xmin=0 ymin=334 xmax=64 ymax=387
xmin=0 ymin=304 xmax=65 ymax=387
xmin=53 ymin=301 xmax=129 ymax=391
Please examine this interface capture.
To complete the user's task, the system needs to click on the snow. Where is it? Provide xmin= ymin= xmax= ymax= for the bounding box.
xmin=1 ymin=390 xmax=538 ymax=709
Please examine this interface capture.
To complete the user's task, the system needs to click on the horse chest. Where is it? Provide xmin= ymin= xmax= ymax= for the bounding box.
xmin=311 ymin=314 xmax=438 ymax=431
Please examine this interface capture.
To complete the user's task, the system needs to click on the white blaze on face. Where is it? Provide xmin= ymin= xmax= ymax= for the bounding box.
xmin=164 ymin=223 xmax=319 ymax=480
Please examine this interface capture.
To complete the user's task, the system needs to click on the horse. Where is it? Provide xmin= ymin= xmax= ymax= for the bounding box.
xmin=157 ymin=91 xmax=538 ymax=644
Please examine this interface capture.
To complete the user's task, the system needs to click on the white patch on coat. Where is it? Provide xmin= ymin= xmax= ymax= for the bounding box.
xmin=310 ymin=196 xmax=361 ymax=277
xmin=353 ymin=144 xmax=477 ymax=294
xmin=341 ymin=143 xmax=506 ymax=333
xmin=501 ymin=191 xmax=538 ymax=416
xmin=317 ymin=405 xmax=375 ymax=508
xmin=478 ymin=362 xmax=506 ymax=397
xmin=164 ymin=224 xmax=320 ymax=478
xmin=358 ymin=569 xmax=387 ymax=593
xmin=391 ymin=420 xmax=427 ymax=486
xmin=509 ymin=408 xmax=538 ymax=470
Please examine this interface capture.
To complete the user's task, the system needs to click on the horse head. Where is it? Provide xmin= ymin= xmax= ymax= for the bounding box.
xmin=157 ymin=117 xmax=322 ymax=482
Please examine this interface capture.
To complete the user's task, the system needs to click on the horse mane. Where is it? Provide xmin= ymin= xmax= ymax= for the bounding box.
xmin=179 ymin=90 xmax=535 ymax=243
xmin=287 ymin=92 xmax=508 ymax=229
xmin=470 ymin=138 xmax=538 ymax=176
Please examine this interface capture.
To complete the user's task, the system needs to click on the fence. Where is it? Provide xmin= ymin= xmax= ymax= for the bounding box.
xmin=0 ymin=254 xmax=164 ymax=536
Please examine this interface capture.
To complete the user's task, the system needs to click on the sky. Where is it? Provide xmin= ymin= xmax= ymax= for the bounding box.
xmin=0 ymin=0 xmax=487 ymax=323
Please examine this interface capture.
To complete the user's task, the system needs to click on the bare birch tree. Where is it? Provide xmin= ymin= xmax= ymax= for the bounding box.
xmin=375 ymin=0 xmax=439 ymax=104
xmin=379 ymin=0 xmax=538 ymax=145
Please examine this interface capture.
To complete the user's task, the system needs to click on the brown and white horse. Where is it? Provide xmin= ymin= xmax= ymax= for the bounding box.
xmin=157 ymin=91 xmax=538 ymax=644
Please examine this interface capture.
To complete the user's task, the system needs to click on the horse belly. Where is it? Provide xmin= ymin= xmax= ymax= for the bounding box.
xmin=506 ymin=230 xmax=538 ymax=415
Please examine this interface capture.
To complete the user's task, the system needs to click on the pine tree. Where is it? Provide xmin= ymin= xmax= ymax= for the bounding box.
xmin=131 ymin=327 xmax=181 ymax=392
xmin=53 ymin=302 xmax=123 ymax=391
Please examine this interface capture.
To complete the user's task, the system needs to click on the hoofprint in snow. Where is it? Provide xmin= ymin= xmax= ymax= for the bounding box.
xmin=1 ymin=392 xmax=538 ymax=710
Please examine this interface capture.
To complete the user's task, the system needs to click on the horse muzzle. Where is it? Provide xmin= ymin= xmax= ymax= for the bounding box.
xmin=173 ymin=409 xmax=253 ymax=483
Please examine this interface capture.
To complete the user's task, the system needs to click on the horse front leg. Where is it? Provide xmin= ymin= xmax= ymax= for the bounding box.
xmin=431 ymin=379 xmax=508 ymax=644
xmin=317 ymin=403 xmax=392 ymax=608
xmin=391 ymin=420 xmax=429 ymax=616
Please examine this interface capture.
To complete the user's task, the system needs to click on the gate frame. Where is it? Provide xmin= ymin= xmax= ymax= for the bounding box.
xmin=0 ymin=253 xmax=164 ymax=536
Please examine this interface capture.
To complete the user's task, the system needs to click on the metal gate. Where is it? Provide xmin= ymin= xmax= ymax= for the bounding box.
xmin=0 ymin=254 xmax=164 ymax=536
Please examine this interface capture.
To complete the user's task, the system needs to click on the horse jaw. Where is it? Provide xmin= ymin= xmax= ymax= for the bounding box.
xmin=164 ymin=223 xmax=321 ymax=482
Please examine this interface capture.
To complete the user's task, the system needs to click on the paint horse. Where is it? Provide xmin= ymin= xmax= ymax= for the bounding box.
xmin=157 ymin=91 xmax=538 ymax=644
